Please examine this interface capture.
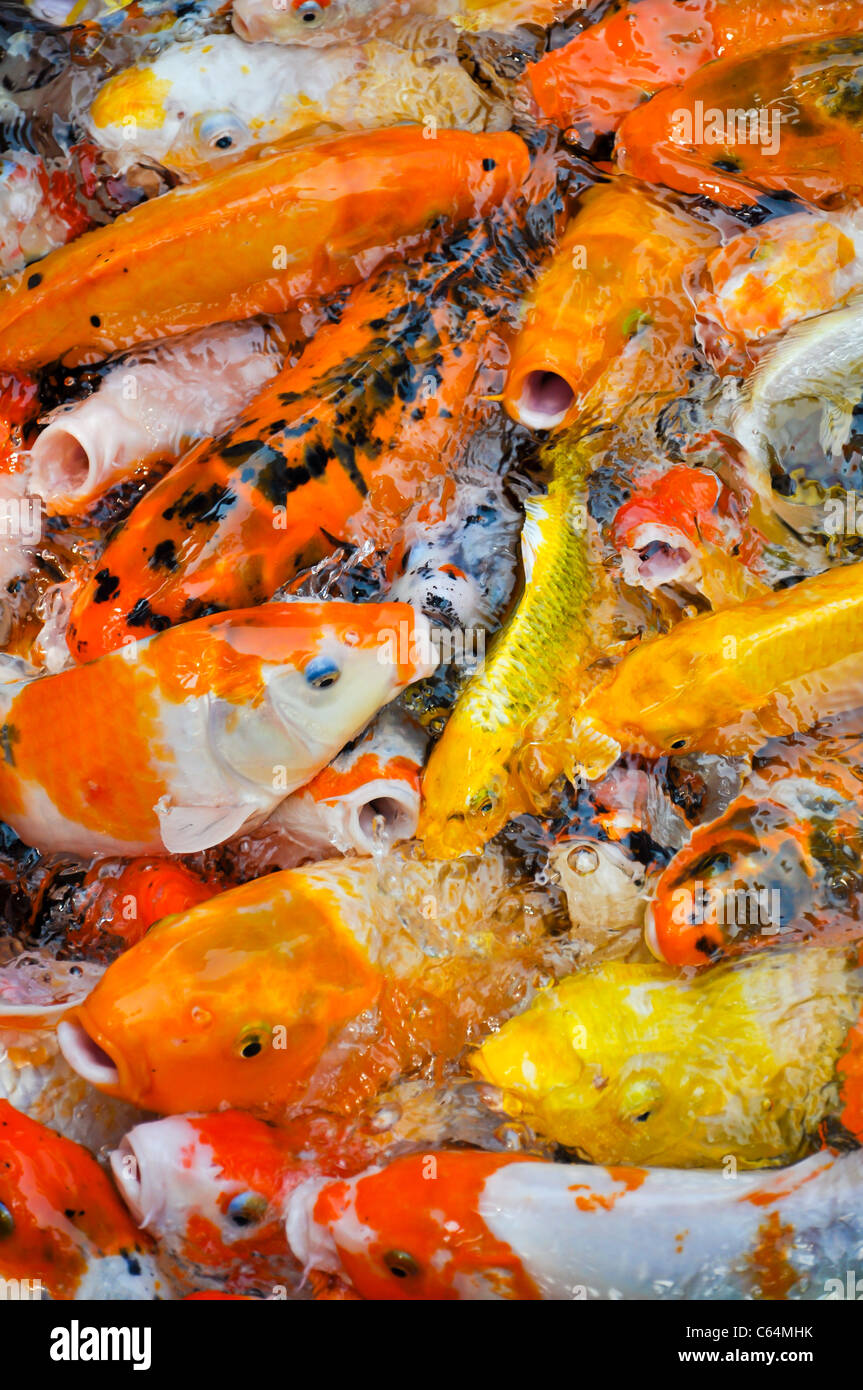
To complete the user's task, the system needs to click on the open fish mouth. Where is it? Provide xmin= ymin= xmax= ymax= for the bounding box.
xmin=57 ymin=1019 xmax=121 ymax=1090
xmin=512 ymin=369 xmax=575 ymax=430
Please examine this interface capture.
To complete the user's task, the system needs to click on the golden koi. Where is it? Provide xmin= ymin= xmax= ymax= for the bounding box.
xmin=472 ymin=946 xmax=863 ymax=1167
xmin=569 ymin=560 xmax=863 ymax=781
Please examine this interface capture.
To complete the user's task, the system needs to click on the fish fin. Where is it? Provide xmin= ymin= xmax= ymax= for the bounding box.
xmin=567 ymin=717 xmax=621 ymax=783
xmin=520 ymin=496 xmax=552 ymax=584
xmin=155 ymin=798 xmax=255 ymax=854
xmin=820 ymin=400 xmax=854 ymax=458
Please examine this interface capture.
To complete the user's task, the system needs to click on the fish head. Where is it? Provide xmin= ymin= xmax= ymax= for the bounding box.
xmin=147 ymin=601 xmax=437 ymax=796
xmin=471 ymin=963 xmax=729 ymax=1165
xmin=0 ymin=1100 xmax=149 ymax=1299
xmin=645 ymin=799 xmax=813 ymax=966
xmin=58 ymin=871 xmax=383 ymax=1115
xmin=231 ymin=0 xmax=400 ymax=47
xmin=418 ymin=716 xmax=531 ymax=859
xmin=87 ymin=39 xmax=283 ymax=176
xmin=289 ymin=1152 xmax=537 ymax=1299
xmin=111 ymin=1112 xmax=300 ymax=1288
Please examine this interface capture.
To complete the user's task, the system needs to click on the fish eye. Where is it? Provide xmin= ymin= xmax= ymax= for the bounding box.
xmin=305 ymin=657 xmax=341 ymax=690
xmin=295 ymin=0 xmax=324 ymax=21
xmin=620 ymin=1077 xmax=663 ymax=1123
xmin=470 ymin=788 xmax=499 ymax=818
xmin=236 ymin=1029 xmax=268 ymax=1059
xmin=670 ymin=738 xmax=688 ymax=751
xmin=226 ymin=1191 xmax=268 ymax=1227
xmin=197 ymin=112 xmax=249 ymax=154
xmin=0 ymin=1200 xmax=13 ymax=1237
xmin=383 ymin=1249 xmax=421 ymax=1279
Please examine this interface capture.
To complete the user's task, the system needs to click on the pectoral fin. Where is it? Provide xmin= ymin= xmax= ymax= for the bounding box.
xmin=156 ymin=797 xmax=255 ymax=854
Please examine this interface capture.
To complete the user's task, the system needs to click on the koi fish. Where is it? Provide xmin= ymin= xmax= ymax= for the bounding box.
xmin=549 ymin=837 xmax=648 ymax=962
xmin=65 ymin=213 xmax=528 ymax=662
xmin=58 ymin=847 xmax=557 ymax=1116
xmin=88 ymin=34 xmax=506 ymax=177
xmin=283 ymin=1146 xmax=863 ymax=1299
xmin=644 ymin=734 xmax=863 ymax=966
xmin=28 ymin=320 xmax=287 ymax=516
xmin=109 ymin=1108 xmax=388 ymax=1294
xmin=0 ymin=600 xmax=436 ymax=857
xmin=731 ymin=292 xmax=863 ymax=470
xmin=251 ymin=707 xmax=427 ymax=866
xmin=472 ymin=946 xmax=863 ymax=1166
xmin=569 ymin=560 xmax=863 ymax=782
xmin=0 ymin=1101 xmax=167 ymax=1299
xmin=388 ymin=475 xmax=522 ymax=631
xmin=611 ymin=465 xmax=767 ymax=609
xmin=0 ymin=126 xmax=528 ymax=370
xmin=694 ymin=210 xmax=863 ymax=370
xmin=418 ymin=434 xmax=617 ymax=859
xmin=615 ymin=36 xmax=863 ymax=209
xmin=525 ymin=0 xmax=863 ymax=143
xmin=75 ymin=857 xmax=225 ymax=950
xmin=109 ymin=1111 xmax=308 ymax=1294
xmin=503 ymin=180 xmax=718 ymax=432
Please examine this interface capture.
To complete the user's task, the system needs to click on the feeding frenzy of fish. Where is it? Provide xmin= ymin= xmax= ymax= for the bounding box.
xmin=3 ymin=0 xmax=863 ymax=1317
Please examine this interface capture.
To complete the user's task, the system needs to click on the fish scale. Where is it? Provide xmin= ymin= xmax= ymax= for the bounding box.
xmin=570 ymin=558 xmax=863 ymax=778
xmin=419 ymin=437 xmax=607 ymax=858
xmin=66 ymin=210 xmax=543 ymax=661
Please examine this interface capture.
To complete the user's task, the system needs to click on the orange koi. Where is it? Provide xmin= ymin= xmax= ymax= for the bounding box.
xmin=503 ymin=180 xmax=718 ymax=432
xmin=58 ymin=847 xmax=553 ymax=1117
xmin=0 ymin=1100 xmax=165 ymax=1299
xmin=0 ymin=127 xmax=528 ymax=369
xmin=526 ymin=0 xmax=863 ymax=143
xmin=615 ymin=36 xmax=863 ymax=209
xmin=65 ymin=213 xmax=527 ymax=662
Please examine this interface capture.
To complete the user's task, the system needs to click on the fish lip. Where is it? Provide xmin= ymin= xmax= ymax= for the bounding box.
xmin=58 ymin=1016 xmax=122 ymax=1091
xmin=110 ymin=1128 xmax=167 ymax=1230
xmin=511 ymin=368 xmax=575 ymax=431
xmin=642 ymin=903 xmax=664 ymax=961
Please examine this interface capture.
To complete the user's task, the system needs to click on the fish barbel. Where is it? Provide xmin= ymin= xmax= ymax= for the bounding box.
xmin=0 ymin=600 xmax=435 ymax=857
xmin=0 ymin=126 xmax=528 ymax=370
xmin=503 ymin=180 xmax=718 ymax=433
xmin=283 ymin=1146 xmax=863 ymax=1299
xmin=471 ymin=946 xmax=863 ymax=1167
xmin=569 ymin=560 xmax=863 ymax=782
xmin=88 ymin=34 xmax=506 ymax=176
xmin=58 ymin=847 xmax=558 ymax=1116
xmin=525 ymin=0 xmax=863 ymax=141
xmin=0 ymin=1100 xmax=168 ymax=1300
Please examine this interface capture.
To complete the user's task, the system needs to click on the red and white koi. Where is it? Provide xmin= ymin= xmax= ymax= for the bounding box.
xmin=283 ymin=1147 xmax=863 ymax=1299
